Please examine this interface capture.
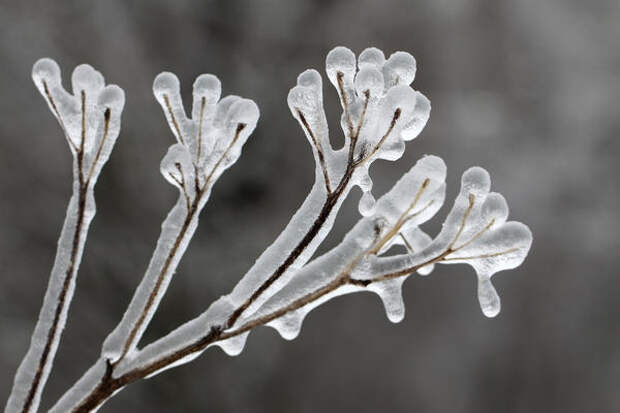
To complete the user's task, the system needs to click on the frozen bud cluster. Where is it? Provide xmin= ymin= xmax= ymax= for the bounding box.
xmin=32 ymin=58 xmax=125 ymax=181
xmin=420 ymin=167 xmax=533 ymax=317
xmin=153 ymin=71 xmax=259 ymax=196
xmin=288 ymin=46 xmax=431 ymax=220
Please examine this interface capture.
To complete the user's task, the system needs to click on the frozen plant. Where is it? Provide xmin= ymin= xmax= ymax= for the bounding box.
xmin=5 ymin=46 xmax=532 ymax=413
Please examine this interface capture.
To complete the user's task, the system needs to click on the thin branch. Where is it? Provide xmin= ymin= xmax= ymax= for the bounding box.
xmin=204 ymin=123 xmax=245 ymax=186
xmin=398 ymin=232 xmax=414 ymax=252
xmin=348 ymin=90 xmax=370 ymax=166
xmin=163 ymin=94 xmax=186 ymax=145
xmin=225 ymin=154 xmax=357 ymax=329
xmin=296 ymin=108 xmax=332 ymax=193
xmin=42 ymin=80 xmax=79 ymax=153
xmin=447 ymin=193 xmax=475 ymax=251
xmin=197 ymin=96 xmax=206 ymax=162
xmin=14 ymin=166 xmax=90 ymax=413
xmin=441 ymin=247 xmax=519 ymax=262
xmin=113 ymin=123 xmax=246 ymax=362
xmin=175 ymin=163 xmax=191 ymax=212
xmin=86 ymin=108 xmax=111 ymax=185
xmin=355 ymin=108 xmax=401 ymax=166
xmin=368 ymin=177 xmax=430 ymax=255
xmin=450 ymin=218 xmax=495 ymax=253
xmin=336 ymin=71 xmax=355 ymax=139
xmin=194 ymin=97 xmax=207 ymax=194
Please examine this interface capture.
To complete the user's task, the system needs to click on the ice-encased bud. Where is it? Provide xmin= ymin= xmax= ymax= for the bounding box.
xmin=214 ymin=95 xmax=242 ymax=127
xmin=374 ymin=155 xmax=446 ymax=225
xmin=193 ymin=74 xmax=221 ymax=104
xmin=461 ymin=166 xmax=491 ymax=197
xmin=98 ymin=84 xmax=125 ymax=109
xmin=401 ymin=92 xmax=431 ymax=141
xmin=71 ymin=64 xmax=104 ymax=95
xmin=153 ymin=71 xmax=181 ymax=100
xmin=226 ymin=98 xmax=259 ymax=127
xmin=480 ymin=193 xmax=509 ymax=228
xmin=297 ymin=69 xmax=322 ymax=91
xmin=376 ymin=137 xmax=406 ymax=161
xmin=477 ymin=274 xmax=500 ymax=317
xmin=358 ymin=47 xmax=386 ymax=70
xmin=326 ymin=46 xmax=356 ymax=88
xmin=32 ymin=58 xmax=61 ymax=85
xmin=382 ymin=84 xmax=419 ymax=122
xmin=354 ymin=66 xmax=384 ymax=98
xmin=160 ymin=143 xmax=193 ymax=188
xmin=383 ymin=51 xmax=417 ymax=87
xmin=288 ymin=85 xmax=321 ymax=114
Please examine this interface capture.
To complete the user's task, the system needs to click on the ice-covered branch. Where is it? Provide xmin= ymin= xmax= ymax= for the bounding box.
xmin=34 ymin=46 xmax=532 ymax=413
xmin=5 ymin=59 xmax=124 ymax=413
xmin=49 ymin=45 xmax=434 ymax=412
xmin=101 ymin=72 xmax=258 ymax=362
xmin=49 ymin=154 xmax=531 ymax=413
xmin=219 ymin=47 xmax=431 ymax=332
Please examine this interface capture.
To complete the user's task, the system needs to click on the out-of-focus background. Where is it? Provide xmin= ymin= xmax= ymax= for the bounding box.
xmin=1 ymin=0 xmax=619 ymax=411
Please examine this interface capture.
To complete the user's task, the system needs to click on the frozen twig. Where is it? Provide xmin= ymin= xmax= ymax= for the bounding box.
xmin=5 ymin=60 xmax=124 ymax=413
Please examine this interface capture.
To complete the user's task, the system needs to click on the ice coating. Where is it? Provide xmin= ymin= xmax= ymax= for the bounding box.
xmin=45 ymin=47 xmax=533 ymax=411
xmin=368 ymin=278 xmax=407 ymax=322
xmin=477 ymin=273 xmax=501 ymax=317
xmin=358 ymin=47 xmax=386 ymax=69
xmin=243 ymin=155 xmax=448 ymax=336
xmin=368 ymin=166 xmax=532 ymax=317
xmin=135 ymin=51 xmax=439 ymax=365
xmin=192 ymin=74 xmax=221 ymax=106
xmin=402 ymin=92 xmax=431 ymax=141
xmin=6 ymin=59 xmax=125 ymax=413
xmin=383 ymin=51 xmax=417 ymax=88
xmin=325 ymin=46 xmax=356 ymax=92
xmin=160 ymin=143 xmax=196 ymax=199
xmin=102 ymin=71 xmax=259 ymax=362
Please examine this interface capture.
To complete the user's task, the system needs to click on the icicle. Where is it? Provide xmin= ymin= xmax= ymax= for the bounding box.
xmin=477 ymin=274 xmax=501 ymax=318
xmin=359 ymin=191 xmax=376 ymax=217
xmin=370 ymin=278 xmax=406 ymax=323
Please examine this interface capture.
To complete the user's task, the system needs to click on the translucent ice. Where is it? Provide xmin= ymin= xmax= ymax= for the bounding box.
xmin=102 ymin=72 xmax=258 ymax=361
xmin=7 ymin=59 xmax=125 ymax=413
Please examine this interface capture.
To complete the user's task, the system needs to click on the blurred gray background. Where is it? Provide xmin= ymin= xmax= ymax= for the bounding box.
xmin=1 ymin=0 xmax=619 ymax=412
